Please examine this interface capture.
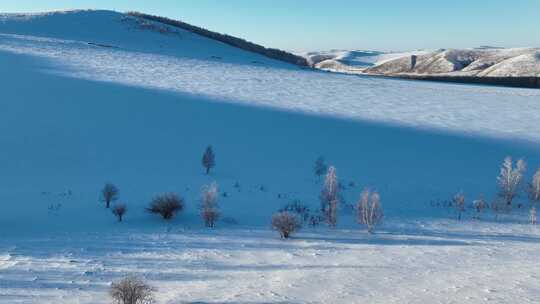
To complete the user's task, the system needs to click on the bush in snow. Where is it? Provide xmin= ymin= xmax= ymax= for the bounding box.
xmin=452 ymin=191 xmax=466 ymax=220
xmin=271 ymin=211 xmax=302 ymax=239
xmin=101 ymin=183 xmax=119 ymax=208
xmin=313 ymin=156 xmax=327 ymax=181
xmin=357 ymin=188 xmax=383 ymax=233
xmin=200 ymin=182 xmax=220 ymax=227
xmin=110 ymin=276 xmax=154 ymax=304
xmin=147 ymin=193 xmax=184 ymax=220
xmin=202 ymin=145 xmax=215 ymax=174
xmin=320 ymin=166 xmax=339 ymax=227
xmin=497 ymin=156 xmax=526 ymax=207
xmin=112 ymin=203 xmax=127 ymax=222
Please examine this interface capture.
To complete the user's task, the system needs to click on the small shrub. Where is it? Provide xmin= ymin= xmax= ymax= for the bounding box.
xmin=110 ymin=276 xmax=154 ymax=304
xmin=112 ymin=203 xmax=127 ymax=222
xmin=147 ymin=193 xmax=184 ymax=220
xmin=271 ymin=211 xmax=302 ymax=239
xmin=357 ymin=189 xmax=383 ymax=233
xmin=101 ymin=183 xmax=119 ymax=208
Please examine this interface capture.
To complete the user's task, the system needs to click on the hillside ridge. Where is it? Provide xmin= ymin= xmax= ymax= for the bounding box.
xmin=127 ymin=11 xmax=309 ymax=67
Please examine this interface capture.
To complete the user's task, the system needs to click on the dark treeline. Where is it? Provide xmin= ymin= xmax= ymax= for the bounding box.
xmin=127 ymin=12 xmax=310 ymax=67
xmin=394 ymin=75 xmax=540 ymax=89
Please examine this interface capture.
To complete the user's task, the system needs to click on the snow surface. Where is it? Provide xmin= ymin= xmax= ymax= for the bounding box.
xmin=1 ymin=10 xmax=540 ymax=304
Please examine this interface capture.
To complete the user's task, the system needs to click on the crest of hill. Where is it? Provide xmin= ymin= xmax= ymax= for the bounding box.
xmin=127 ymin=12 xmax=308 ymax=66
xmin=0 ymin=9 xmax=308 ymax=67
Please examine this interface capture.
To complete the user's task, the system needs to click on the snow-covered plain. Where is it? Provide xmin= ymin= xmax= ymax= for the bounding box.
xmin=1 ymin=10 xmax=540 ymax=304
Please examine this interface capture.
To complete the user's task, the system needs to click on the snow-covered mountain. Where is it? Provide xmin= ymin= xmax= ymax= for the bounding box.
xmin=1 ymin=10 xmax=540 ymax=304
xmin=300 ymin=49 xmax=430 ymax=71
xmin=304 ymin=48 xmax=540 ymax=87
xmin=365 ymin=48 xmax=540 ymax=77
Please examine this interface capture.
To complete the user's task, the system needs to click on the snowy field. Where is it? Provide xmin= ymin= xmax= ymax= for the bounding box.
xmin=3 ymin=224 xmax=540 ymax=304
xmin=1 ymin=10 xmax=540 ymax=303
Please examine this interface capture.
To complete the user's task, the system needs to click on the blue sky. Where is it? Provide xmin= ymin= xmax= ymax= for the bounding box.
xmin=1 ymin=0 xmax=539 ymax=52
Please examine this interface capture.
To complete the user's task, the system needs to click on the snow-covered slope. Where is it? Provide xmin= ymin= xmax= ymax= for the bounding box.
xmin=1 ymin=10 xmax=540 ymax=304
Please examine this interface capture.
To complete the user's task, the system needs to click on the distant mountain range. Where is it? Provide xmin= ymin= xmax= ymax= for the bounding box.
xmin=301 ymin=48 xmax=540 ymax=88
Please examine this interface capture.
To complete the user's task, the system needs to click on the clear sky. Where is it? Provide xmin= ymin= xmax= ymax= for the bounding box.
xmin=1 ymin=0 xmax=539 ymax=52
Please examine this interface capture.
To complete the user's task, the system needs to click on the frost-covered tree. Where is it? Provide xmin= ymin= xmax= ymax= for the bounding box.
xmin=112 ymin=203 xmax=127 ymax=222
xmin=101 ymin=183 xmax=119 ymax=208
xmin=202 ymin=145 xmax=216 ymax=175
xmin=320 ymin=166 xmax=339 ymax=226
xmin=357 ymin=188 xmax=383 ymax=233
xmin=452 ymin=191 xmax=465 ymax=220
xmin=527 ymin=168 xmax=540 ymax=206
xmin=110 ymin=276 xmax=154 ymax=304
xmin=497 ymin=156 xmax=526 ymax=206
xmin=200 ymin=182 xmax=220 ymax=227
xmin=271 ymin=211 xmax=301 ymax=239
xmin=313 ymin=156 xmax=327 ymax=181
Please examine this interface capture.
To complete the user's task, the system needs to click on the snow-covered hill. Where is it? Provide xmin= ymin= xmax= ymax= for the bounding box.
xmin=1 ymin=10 xmax=540 ymax=304
xmin=300 ymin=49 xmax=430 ymax=73
xmin=304 ymin=48 xmax=540 ymax=87
xmin=365 ymin=47 xmax=540 ymax=77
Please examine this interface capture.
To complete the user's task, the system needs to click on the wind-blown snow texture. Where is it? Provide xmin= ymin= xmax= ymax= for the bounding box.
xmin=1 ymin=10 xmax=540 ymax=304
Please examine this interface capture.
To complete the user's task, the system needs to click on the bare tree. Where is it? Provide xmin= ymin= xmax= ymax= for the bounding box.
xmin=200 ymin=182 xmax=220 ymax=227
xmin=101 ymin=183 xmax=119 ymax=208
xmin=452 ymin=191 xmax=465 ymax=220
xmin=530 ymin=206 xmax=537 ymax=225
xmin=320 ymin=166 xmax=339 ymax=226
xmin=110 ymin=276 xmax=154 ymax=304
xmin=147 ymin=193 xmax=184 ymax=220
xmin=112 ymin=203 xmax=127 ymax=222
xmin=202 ymin=145 xmax=215 ymax=175
xmin=314 ymin=156 xmax=327 ymax=182
xmin=357 ymin=188 xmax=383 ymax=233
xmin=497 ymin=156 xmax=526 ymax=206
xmin=271 ymin=211 xmax=302 ymax=239
xmin=472 ymin=196 xmax=487 ymax=219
